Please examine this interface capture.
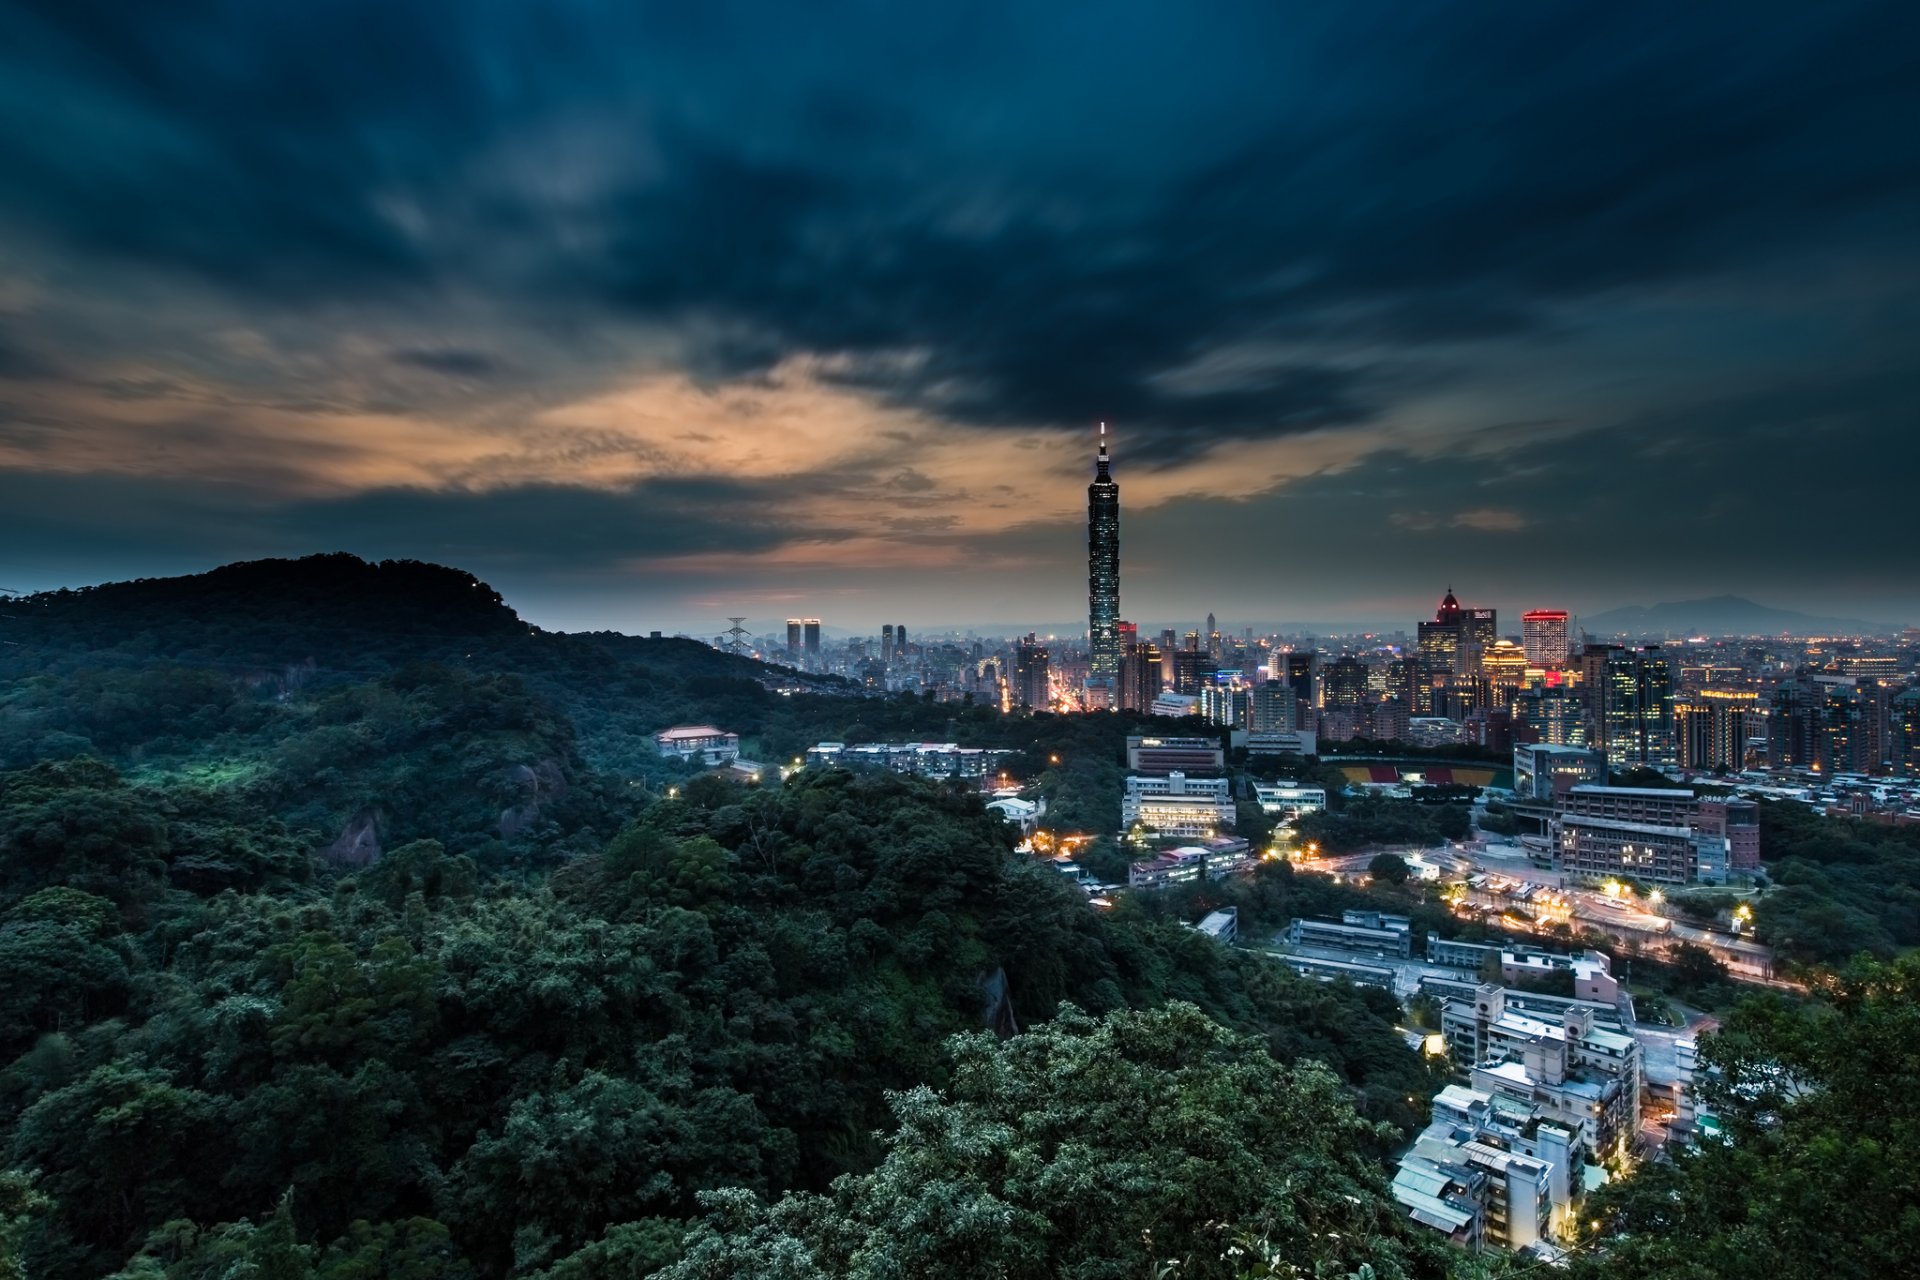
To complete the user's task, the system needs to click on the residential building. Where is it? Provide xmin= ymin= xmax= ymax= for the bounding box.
xmin=1118 ymin=641 xmax=1164 ymax=712
xmin=1446 ymin=985 xmax=1642 ymax=1160
xmin=1395 ymin=1084 xmax=1580 ymax=1250
xmin=1015 ymin=635 xmax=1050 ymax=710
xmin=1598 ymin=646 xmax=1676 ymax=768
xmin=803 ymin=618 xmax=822 ymax=656
xmin=1675 ymin=688 xmax=1761 ymax=771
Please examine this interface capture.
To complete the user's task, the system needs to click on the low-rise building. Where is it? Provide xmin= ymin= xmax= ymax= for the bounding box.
xmin=1251 ymin=781 xmax=1328 ymax=822
xmin=1127 ymin=840 xmax=1251 ymax=888
xmin=1284 ymin=911 xmax=1412 ymax=958
xmin=1194 ymin=906 xmax=1238 ymax=944
xmin=805 ymin=741 xmax=1011 ymax=778
xmin=654 ymin=725 xmax=741 ymax=765
xmin=1121 ymin=770 xmax=1237 ymax=837
xmin=1126 ymin=735 xmax=1226 ymax=774
xmin=1513 ymin=743 xmax=1605 ymax=802
xmin=1500 ymin=947 xmax=1621 ymax=1006
xmin=986 ymin=796 xmax=1045 ymax=834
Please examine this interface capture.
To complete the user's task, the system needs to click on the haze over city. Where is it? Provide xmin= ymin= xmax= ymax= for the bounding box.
xmin=2 ymin=3 xmax=1917 ymax=632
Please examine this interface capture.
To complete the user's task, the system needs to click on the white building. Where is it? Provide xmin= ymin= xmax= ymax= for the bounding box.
xmin=1121 ymin=770 xmax=1236 ymax=837
xmin=653 ymin=725 xmax=741 ymax=765
xmin=1251 ymin=781 xmax=1327 ymax=822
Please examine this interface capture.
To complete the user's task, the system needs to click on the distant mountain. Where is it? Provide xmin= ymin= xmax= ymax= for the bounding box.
xmin=1581 ymin=595 xmax=1903 ymax=638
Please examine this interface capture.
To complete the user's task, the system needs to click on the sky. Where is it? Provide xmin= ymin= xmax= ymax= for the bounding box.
xmin=1 ymin=1 xmax=1917 ymax=635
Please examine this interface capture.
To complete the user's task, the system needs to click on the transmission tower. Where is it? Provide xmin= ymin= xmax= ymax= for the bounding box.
xmin=724 ymin=617 xmax=751 ymax=654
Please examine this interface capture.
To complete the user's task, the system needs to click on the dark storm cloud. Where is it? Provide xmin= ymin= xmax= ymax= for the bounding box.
xmin=3 ymin=2 xmax=1914 ymax=444
xmin=1 ymin=0 xmax=1918 ymax=624
xmin=389 ymin=349 xmax=504 ymax=378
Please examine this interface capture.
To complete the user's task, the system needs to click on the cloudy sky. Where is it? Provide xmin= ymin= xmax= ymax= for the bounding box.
xmin=1 ymin=2 xmax=1916 ymax=634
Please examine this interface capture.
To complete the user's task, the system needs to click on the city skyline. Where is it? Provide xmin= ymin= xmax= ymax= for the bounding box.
xmin=2 ymin=4 xmax=1918 ymax=631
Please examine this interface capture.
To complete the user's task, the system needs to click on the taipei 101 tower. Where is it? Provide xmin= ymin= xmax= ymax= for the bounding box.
xmin=1087 ymin=422 xmax=1121 ymax=684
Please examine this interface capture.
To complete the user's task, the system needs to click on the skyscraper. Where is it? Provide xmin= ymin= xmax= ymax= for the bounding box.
xmin=1522 ymin=610 xmax=1571 ymax=668
xmin=786 ymin=618 xmax=802 ymax=655
xmin=803 ymin=618 xmax=822 ymax=657
xmin=1015 ymin=635 xmax=1051 ymax=710
xmin=881 ymin=624 xmax=895 ymax=665
xmin=1599 ymin=646 xmax=1676 ymax=768
xmin=1087 ymin=423 xmax=1121 ymax=685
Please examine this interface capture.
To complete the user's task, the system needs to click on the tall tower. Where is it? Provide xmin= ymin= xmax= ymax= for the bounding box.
xmin=1087 ymin=422 xmax=1121 ymax=683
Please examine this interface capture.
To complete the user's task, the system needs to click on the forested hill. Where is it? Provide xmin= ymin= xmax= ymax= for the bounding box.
xmin=0 ymin=553 xmax=821 ymax=691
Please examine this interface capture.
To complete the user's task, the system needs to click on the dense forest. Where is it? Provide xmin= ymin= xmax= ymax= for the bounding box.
xmin=0 ymin=557 xmax=1913 ymax=1279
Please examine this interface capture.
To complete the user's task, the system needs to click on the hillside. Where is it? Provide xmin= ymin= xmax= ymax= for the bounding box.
xmin=0 ymin=558 xmax=1449 ymax=1279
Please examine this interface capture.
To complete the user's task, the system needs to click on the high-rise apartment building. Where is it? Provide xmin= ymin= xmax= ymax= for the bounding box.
xmin=1894 ymin=688 xmax=1920 ymax=778
xmin=1324 ymin=656 xmax=1371 ymax=712
xmin=1119 ymin=641 xmax=1163 ymax=712
xmin=803 ymin=618 xmax=822 ymax=656
xmin=1674 ymin=688 xmax=1760 ymax=771
xmin=1015 ymin=635 xmax=1051 ymax=710
xmin=1277 ymin=651 xmax=1318 ymax=731
xmin=1250 ymin=680 xmax=1297 ymax=732
xmin=786 ymin=618 xmax=803 ymax=655
xmin=1521 ymin=610 xmax=1570 ymax=669
xmin=880 ymin=624 xmax=895 ymax=665
xmin=1087 ymin=423 xmax=1121 ymax=684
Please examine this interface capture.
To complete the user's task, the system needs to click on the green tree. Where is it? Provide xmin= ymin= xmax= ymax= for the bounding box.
xmin=1369 ymin=853 xmax=1412 ymax=885
xmin=1576 ymin=953 xmax=1920 ymax=1278
xmin=661 ymin=1004 xmax=1450 ymax=1280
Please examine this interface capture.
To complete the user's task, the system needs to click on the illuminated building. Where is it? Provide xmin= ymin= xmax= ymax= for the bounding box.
xmin=785 ymin=618 xmax=802 ymax=654
xmin=1014 ymin=634 xmax=1050 ymax=709
xmin=1121 ymin=771 xmax=1236 ymax=837
xmin=1118 ymin=640 xmax=1163 ymax=712
xmin=1172 ymin=648 xmax=1215 ymax=695
xmin=1324 ymin=655 xmax=1371 ymax=712
xmin=1512 ymin=743 xmax=1604 ymax=801
xmin=1087 ymin=423 xmax=1121 ymax=685
xmin=1514 ymin=677 xmax=1586 ymax=746
xmin=1276 ymin=651 xmax=1318 ymax=730
xmin=1418 ymin=588 xmax=1466 ymax=674
xmin=1199 ymin=681 xmax=1249 ymax=728
xmin=1897 ymin=688 xmax=1920 ymax=778
xmin=803 ymin=618 xmax=822 ymax=656
xmin=1598 ymin=646 xmax=1675 ymax=767
xmin=653 ymin=725 xmax=741 ymax=766
xmin=1480 ymin=640 xmax=1529 ymax=712
xmin=1521 ymin=610 xmax=1570 ymax=669
xmin=1674 ymin=688 xmax=1760 ymax=771
xmin=1126 ymin=735 xmax=1226 ymax=774
xmin=1250 ymin=680 xmax=1298 ymax=732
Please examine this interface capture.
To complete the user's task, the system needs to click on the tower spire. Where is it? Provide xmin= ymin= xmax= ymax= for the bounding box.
xmin=1096 ymin=420 xmax=1111 ymax=478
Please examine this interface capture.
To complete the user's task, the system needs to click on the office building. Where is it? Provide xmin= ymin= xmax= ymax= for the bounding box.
xmin=1521 ymin=610 xmax=1570 ymax=669
xmin=785 ymin=618 xmax=803 ymax=655
xmin=1276 ymin=651 xmax=1318 ymax=731
xmin=1121 ymin=771 xmax=1237 ymax=837
xmin=803 ymin=618 xmax=822 ymax=656
xmin=1087 ymin=423 xmax=1122 ymax=684
xmin=1480 ymin=640 xmax=1529 ymax=712
xmin=1014 ymin=635 xmax=1050 ymax=710
xmin=1674 ymin=688 xmax=1761 ymax=771
xmin=1418 ymin=589 xmax=1467 ymax=675
xmin=1172 ymin=648 xmax=1215 ymax=696
xmin=1127 ymin=735 xmax=1226 ymax=774
xmin=1598 ymin=646 xmax=1676 ymax=768
xmin=880 ymin=624 xmax=895 ymax=665
xmin=1324 ymin=656 xmax=1371 ymax=712
xmin=1513 ymin=743 xmax=1605 ymax=802
xmin=1198 ymin=682 xmax=1249 ymax=728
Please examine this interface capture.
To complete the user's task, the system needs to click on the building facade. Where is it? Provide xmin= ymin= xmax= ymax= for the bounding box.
xmin=1087 ymin=424 xmax=1122 ymax=684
